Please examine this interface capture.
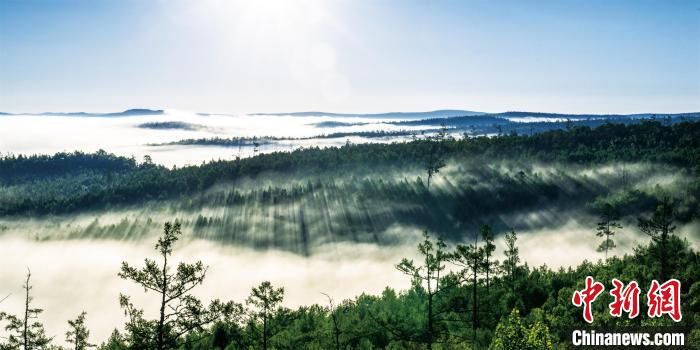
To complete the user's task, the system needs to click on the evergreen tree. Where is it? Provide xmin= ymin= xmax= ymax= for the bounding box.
xmin=481 ymin=225 xmax=497 ymax=293
xmin=526 ymin=321 xmax=554 ymax=350
xmin=489 ymin=308 xmax=553 ymax=350
xmin=489 ymin=309 xmax=527 ymax=350
xmin=502 ymin=229 xmax=520 ymax=299
xmin=246 ymin=281 xmax=285 ymax=350
xmin=0 ymin=269 xmax=52 ymax=350
xmin=118 ymin=222 xmax=239 ymax=350
xmin=396 ymin=231 xmax=453 ymax=349
xmin=423 ymin=125 xmax=448 ymax=191
xmin=66 ymin=312 xmax=93 ymax=350
xmin=638 ymin=197 xmax=676 ymax=280
xmin=596 ymin=203 xmax=622 ymax=260
xmin=97 ymin=330 xmax=127 ymax=350
xmin=321 ymin=293 xmax=342 ymax=350
xmin=452 ymin=231 xmax=485 ymax=343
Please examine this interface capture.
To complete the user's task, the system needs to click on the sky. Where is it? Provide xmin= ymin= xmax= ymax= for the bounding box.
xmin=0 ymin=0 xmax=699 ymax=114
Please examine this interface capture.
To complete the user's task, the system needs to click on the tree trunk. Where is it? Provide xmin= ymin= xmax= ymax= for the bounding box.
xmin=660 ymin=225 xmax=668 ymax=281
xmin=485 ymin=256 xmax=490 ymax=294
xmin=426 ymin=257 xmax=433 ymax=350
xmin=427 ymin=293 xmax=433 ymax=350
xmin=158 ymin=253 xmax=168 ymax=350
xmin=23 ymin=272 xmax=29 ymax=350
xmin=472 ymin=259 xmax=478 ymax=340
xmin=605 ymin=222 xmax=610 ymax=260
xmin=472 ymin=233 xmax=478 ymax=343
xmin=334 ymin=320 xmax=340 ymax=350
xmin=263 ymin=314 xmax=268 ymax=350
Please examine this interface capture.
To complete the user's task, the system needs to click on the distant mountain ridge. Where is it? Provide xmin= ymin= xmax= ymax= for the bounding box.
xmin=251 ymin=109 xmax=700 ymax=121
xmin=0 ymin=108 xmax=164 ymax=117
xmin=251 ymin=109 xmax=486 ymax=119
xmin=489 ymin=111 xmax=700 ymax=119
xmin=393 ymin=111 xmax=700 ymax=127
xmin=101 ymin=109 xmax=164 ymax=117
xmin=1 ymin=108 xmax=698 ymax=121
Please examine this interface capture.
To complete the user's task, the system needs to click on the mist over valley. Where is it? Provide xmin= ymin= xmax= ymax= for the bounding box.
xmin=1 ymin=109 xmax=699 ymax=346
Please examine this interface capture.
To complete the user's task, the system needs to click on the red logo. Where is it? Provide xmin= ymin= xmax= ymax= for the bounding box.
xmin=572 ymin=276 xmax=605 ymax=323
xmin=608 ymin=278 xmax=640 ymax=319
xmin=572 ymin=278 xmax=682 ymax=323
xmin=647 ymin=279 xmax=682 ymax=322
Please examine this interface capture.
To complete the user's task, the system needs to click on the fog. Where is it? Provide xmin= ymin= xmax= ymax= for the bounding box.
xmin=3 ymin=215 xmax=693 ymax=346
xmin=0 ymin=111 xmax=431 ymax=167
xmin=0 ymin=232 xmax=420 ymax=345
xmin=1 ymin=112 xmax=698 ymax=345
xmin=0 ymin=160 xmax=686 ymax=250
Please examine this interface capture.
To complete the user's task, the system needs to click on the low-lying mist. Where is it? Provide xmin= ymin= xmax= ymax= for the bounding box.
xmin=3 ymin=216 xmax=696 ymax=346
xmin=0 ymin=233 xmax=417 ymax=346
xmin=1 ymin=160 xmax=692 ymax=250
xmin=1 ymin=156 xmax=698 ymax=345
xmin=0 ymin=111 xmax=424 ymax=167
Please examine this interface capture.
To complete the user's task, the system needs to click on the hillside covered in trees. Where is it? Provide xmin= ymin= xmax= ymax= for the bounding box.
xmin=0 ymin=121 xmax=699 ymax=248
xmin=1 ymin=217 xmax=698 ymax=349
xmin=1 ymin=120 xmax=699 ymax=349
xmin=1 ymin=120 xmax=698 ymax=217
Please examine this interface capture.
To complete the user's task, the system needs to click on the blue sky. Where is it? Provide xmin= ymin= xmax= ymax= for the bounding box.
xmin=1 ymin=0 xmax=698 ymax=114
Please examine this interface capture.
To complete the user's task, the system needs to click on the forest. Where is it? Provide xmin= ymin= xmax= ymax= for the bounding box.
xmin=1 ymin=120 xmax=699 ymax=348
xmin=1 ymin=214 xmax=698 ymax=349
xmin=1 ymin=120 xmax=699 ymax=217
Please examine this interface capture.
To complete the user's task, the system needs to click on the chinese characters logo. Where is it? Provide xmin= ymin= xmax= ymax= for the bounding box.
xmin=572 ymin=276 xmax=682 ymax=323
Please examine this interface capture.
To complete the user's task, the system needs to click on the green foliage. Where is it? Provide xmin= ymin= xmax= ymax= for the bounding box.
xmin=117 ymin=222 xmax=240 ymax=350
xmin=488 ymin=309 xmax=552 ymax=350
xmin=501 ymin=230 xmax=520 ymax=302
xmin=66 ymin=312 xmax=94 ymax=350
xmin=423 ymin=124 xmax=449 ymax=190
xmin=637 ymin=197 xmax=677 ymax=280
xmin=595 ymin=203 xmax=622 ymax=259
xmin=3 ymin=120 xmax=700 ymax=216
xmin=245 ymin=281 xmax=286 ymax=350
xmin=0 ymin=228 xmax=697 ymax=350
xmin=1 ymin=120 xmax=699 ymax=348
xmin=525 ymin=320 xmax=554 ymax=350
xmin=481 ymin=225 xmax=497 ymax=291
xmin=489 ymin=308 xmax=527 ymax=350
xmin=0 ymin=270 xmax=52 ymax=350
xmin=395 ymin=232 xmax=456 ymax=348
xmin=98 ymin=330 xmax=127 ymax=350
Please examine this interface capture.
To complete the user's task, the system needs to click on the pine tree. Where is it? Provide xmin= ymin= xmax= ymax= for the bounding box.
xmin=65 ymin=312 xmax=94 ymax=350
xmin=527 ymin=321 xmax=554 ymax=350
xmin=502 ymin=229 xmax=520 ymax=306
xmin=638 ymin=197 xmax=676 ymax=280
xmin=0 ymin=269 xmax=52 ymax=350
xmin=321 ymin=293 xmax=342 ymax=350
xmin=246 ymin=281 xmax=285 ymax=350
xmin=481 ymin=225 xmax=497 ymax=293
xmin=489 ymin=308 xmax=527 ymax=350
xmin=97 ymin=330 xmax=127 ymax=350
xmin=489 ymin=308 xmax=553 ymax=350
xmin=396 ymin=231 xmax=453 ymax=349
xmin=596 ymin=203 xmax=622 ymax=260
xmin=424 ymin=124 xmax=448 ymax=191
xmin=452 ymin=230 xmax=485 ymax=343
xmin=118 ymin=221 xmax=240 ymax=350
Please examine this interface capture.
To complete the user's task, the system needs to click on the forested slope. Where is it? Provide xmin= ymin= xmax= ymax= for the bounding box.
xmin=2 ymin=221 xmax=698 ymax=349
xmin=1 ymin=120 xmax=698 ymax=217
